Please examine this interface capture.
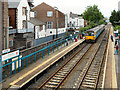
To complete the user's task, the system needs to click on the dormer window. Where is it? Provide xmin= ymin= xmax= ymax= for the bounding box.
xmin=23 ymin=7 xmax=26 ymax=16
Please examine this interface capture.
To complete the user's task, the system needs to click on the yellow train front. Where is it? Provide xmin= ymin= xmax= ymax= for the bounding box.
xmin=85 ymin=25 xmax=105 ymax=42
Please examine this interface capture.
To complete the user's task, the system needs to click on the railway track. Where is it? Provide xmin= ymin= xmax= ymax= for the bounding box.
xmin=38 ymin=43 xmax=92 ymax=89
xmin=31 ymin=26 xmax=108 ymax=89
xmin=38 ymin=29 xmax=108 ymax=89
xmin=73 ymin=29 xmax=109 ymax=89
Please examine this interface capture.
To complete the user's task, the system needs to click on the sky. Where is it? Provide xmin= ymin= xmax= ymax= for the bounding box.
xmin=34 ymin=0 xmax=120 ymax=18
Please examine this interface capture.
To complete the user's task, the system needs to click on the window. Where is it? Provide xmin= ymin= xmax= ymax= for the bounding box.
xmin=34 ymin=11 xmax=37 ymax=17
xmin=23 ymin=20 xmax=26 ymax=29
xmin=22 ymin=7 xmax=26 ymax=16
xmin=50 ymin=31 xmax=52 ymax=34
xmin=47 ymin=11 xmax=53 ymax=17
xmin=47 ymin=22 xmax=53 ymax=29
xmin=9 ymin=40 xmax=13 ymax=47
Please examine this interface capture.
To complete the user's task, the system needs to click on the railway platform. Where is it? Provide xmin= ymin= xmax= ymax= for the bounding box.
xmin=104 ymin=26 xmax=117 ymax=88
xmin=2 ymin=38 xmax=85 ymax=89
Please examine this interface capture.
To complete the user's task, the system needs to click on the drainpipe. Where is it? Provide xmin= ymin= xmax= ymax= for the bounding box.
xmin=26 ymin=7 xmax=28 ymax=32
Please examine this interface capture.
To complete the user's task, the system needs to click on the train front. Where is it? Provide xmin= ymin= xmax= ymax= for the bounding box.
xmin=85 ymin=30 xmax=96 ymax=42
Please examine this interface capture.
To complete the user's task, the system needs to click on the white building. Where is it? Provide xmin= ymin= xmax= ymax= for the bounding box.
xmin=118 ymin=1 xmax=120 ymax=11
xmin=67 ymin=12 xmax=84 ymax=30
xmin=8 ymin=0 xmax=35 ymax=49
xmin=29 ymin=18 xmax=46 ymax=39
xmin=8 ymin=0 xmax=34 ymax=33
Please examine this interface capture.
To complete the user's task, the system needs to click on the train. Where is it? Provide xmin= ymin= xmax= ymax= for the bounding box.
xmin=85 ymin=24 xmax=105 ymax=42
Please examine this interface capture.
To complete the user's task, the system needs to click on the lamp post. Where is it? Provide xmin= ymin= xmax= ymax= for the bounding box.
xmin=54 ymin=7 xmax=58 ymax=39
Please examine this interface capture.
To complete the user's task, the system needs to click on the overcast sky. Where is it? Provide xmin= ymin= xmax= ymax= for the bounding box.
xmin=34 ymin=0 xmax=120 ymax=18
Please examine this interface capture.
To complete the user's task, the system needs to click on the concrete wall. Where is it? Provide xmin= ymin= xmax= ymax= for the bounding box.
xmin=34 ymin=32 xmax=65 ymax=46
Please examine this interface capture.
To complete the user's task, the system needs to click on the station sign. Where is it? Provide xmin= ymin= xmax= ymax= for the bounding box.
xmin=2 ymin=49 xmax=10 ymax=54
xmin=2 ymin=50 xmax=19 ymax=61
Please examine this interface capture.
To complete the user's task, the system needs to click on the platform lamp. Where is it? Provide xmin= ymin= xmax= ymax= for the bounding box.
xmin=54 ymin=7 xmax=58 ymax=38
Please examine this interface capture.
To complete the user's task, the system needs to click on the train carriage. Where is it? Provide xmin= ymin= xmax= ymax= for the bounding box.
xmin=85 ymin=24 xmax=105 ymax=42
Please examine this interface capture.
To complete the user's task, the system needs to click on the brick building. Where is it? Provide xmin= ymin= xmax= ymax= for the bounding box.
xmin=0 ymin=0 xmax=9 ymax=84
xmin=1 ymin=1 xmax=9 ymax=50
xmin=0 ymin=1 xmax=2 ymax=56
xmin=33 ymin=2 xmax=66 ymax=39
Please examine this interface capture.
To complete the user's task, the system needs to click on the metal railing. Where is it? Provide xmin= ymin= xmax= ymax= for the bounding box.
xmin=1 ymin=35 xmax=76 ymax=80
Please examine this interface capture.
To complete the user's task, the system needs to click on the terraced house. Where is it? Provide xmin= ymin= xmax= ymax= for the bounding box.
xmin=33 ymin=2 xmax=66 ymax=40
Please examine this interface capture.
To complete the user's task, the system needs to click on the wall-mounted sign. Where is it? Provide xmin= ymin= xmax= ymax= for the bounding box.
xmin=2 ymin=50 xmax=19 ymax=61
xmin=2 ymin=49 xmax=10 ymax=54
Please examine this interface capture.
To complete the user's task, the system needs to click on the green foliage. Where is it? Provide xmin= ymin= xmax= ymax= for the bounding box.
xmin=99 ymin=20 xmax=105 ymax=25
xmin=83 ymin=5 xmax=104 ymax=23
xmin=79 ymin=26 xmax=90 ymax=34
xmin=110 ymin=10 xmax=120 ymax=26
xmin=115 ymin=25 xmax=120 ymax=31
xmin=65 ymin=32 xmax=69 ymax=36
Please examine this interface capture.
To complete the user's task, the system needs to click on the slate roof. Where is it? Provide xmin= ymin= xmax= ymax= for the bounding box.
xmin=8 ymin=0 xmax=22 ymax=8
xmin=29 ymin=18 xmax=46 ymax=26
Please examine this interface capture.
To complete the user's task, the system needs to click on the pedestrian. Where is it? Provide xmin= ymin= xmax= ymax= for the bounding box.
xmin=115 ymin=39 xmax=118 ymax=47
xmin=66 ymin=39 xmax=68 ymax=46
xmin=111 ymin=35 xmax=114 ymax=42
xmin=114 ymin=45 xmax=118 ymax=55
xmin=75 ymin=37 xmax=78 ymax=42
xmin=80 ymin=35 xmax=83 ymax=39
xmin=82 ymin=33 xmax=84 ymax=37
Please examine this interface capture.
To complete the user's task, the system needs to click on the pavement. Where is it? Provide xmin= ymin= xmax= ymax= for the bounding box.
xmin=104 ymin=25 xmax=118 ymax=88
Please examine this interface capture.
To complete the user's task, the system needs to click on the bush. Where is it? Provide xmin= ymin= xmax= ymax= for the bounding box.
xmin=115 ymin=25 xmax=120 ymax=31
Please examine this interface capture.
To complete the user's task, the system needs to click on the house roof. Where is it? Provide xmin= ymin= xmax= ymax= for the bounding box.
xmin=29 ymin=18 xmax=46 ymax=26
xmin=33 ymin=2 xmax=65 ymax=15
xmin=70 ymin=12 xmax=82 ymax=19
xmin=8 ymin=0 xmax=22 ymax=8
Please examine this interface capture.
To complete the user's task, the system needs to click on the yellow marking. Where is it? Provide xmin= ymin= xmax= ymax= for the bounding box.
xmin=10 ymin=39 xmax=85 ymax=87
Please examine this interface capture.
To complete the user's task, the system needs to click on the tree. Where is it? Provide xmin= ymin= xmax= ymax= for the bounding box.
xmin=110 ymin=10 xmax=120 ymax=26
xmin=83 ymin=5 xmax=104 ymax=24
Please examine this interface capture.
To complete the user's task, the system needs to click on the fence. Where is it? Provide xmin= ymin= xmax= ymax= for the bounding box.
xmin=1 ymin=35 xmax=75 ymax=81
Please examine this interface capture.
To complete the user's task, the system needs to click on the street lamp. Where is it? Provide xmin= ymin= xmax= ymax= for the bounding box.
xmin=54 ymin=7 xmax=58 ymax=38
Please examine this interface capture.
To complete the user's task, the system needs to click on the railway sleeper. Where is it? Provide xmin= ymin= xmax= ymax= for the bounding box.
xmin=84 ymin=79 xmax=96 ymax=83
xmin=52 ymin=77 xmax=63 ymax=80
xmin=54 ymin=75 xmax=65 ymax=79
xmin=82 ymin=82 xmax=96 ymax=86
xmin=81 ymin=84 xmax=95 ymax=89
xmin=56 ymin=73 xmax=67 ymax=76
xmin=50 ymin=79 xmax=61 ymax=83
xmin=44 ymin=84 xmax=57 ymax=88
xmin=87 ymin=72 xmax=98 ymax=76
xmin=85 ymin=76 xmax=97 ymax=80
xmin=47 ymin=81 xmax=59 ymax=85
xmin=58 ymin=71 xmax=68 ymax=74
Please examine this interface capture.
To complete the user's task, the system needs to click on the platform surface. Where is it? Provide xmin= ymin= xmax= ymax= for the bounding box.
xmin=104 ymin=26 xmax=117 ymax=88
xmin=2 ymin=39 xmax=85 ymax=89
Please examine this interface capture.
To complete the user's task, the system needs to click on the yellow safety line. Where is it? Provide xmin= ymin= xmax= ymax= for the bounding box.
xmin=10 ymin=39 xmax=84 ymax=87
